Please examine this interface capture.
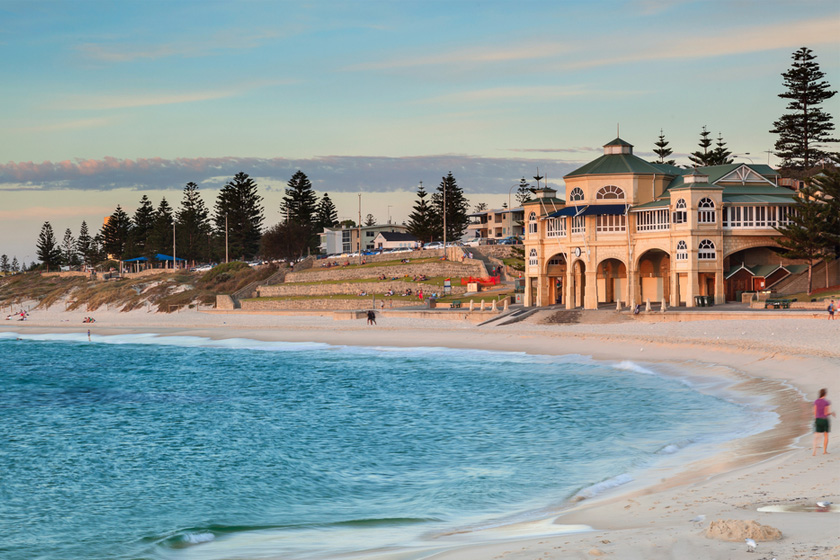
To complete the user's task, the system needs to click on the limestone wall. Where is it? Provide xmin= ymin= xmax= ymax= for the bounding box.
xmin=257 ymin=280 xmax=464 ymax=297
xmin=240 ymin=298 xmax=419 ymax=311
xmin=286 ymin=261 xmax=483 ymax=283
xmin=216 ymin=295 xmax=236 ymax=310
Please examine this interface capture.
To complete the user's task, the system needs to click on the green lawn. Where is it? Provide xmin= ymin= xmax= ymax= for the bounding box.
xmin=299 ymin=257 xmax=444 ymax=272
xmin=285 ymin=275 xmax=456 ymax=287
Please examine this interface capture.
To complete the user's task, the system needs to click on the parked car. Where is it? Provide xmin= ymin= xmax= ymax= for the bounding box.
xmin=423 ymin=241 xmax=444 ymax=250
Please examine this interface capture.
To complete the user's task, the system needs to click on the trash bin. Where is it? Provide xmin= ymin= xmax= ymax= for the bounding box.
xmin=694 ymin=295 xmax=704 ymax=307
xmin=427 ymin=298 xmax=436 ymax=309
xmin=704 ymin=295 xmax=714 ymax=307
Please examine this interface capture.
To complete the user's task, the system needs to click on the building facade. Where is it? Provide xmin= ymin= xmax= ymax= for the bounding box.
xmin=523 ymin=138 xmax=799 ymax=309
xmin=319 ymin=224 xmax=410 ymax=255
xmin=466 ymin=207 xmax=525 ymax=240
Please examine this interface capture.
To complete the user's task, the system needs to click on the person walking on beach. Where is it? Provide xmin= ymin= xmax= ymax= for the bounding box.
xmin=813 ymin=388 xmax=835 ymax=455
xmin=829 ymin=300 xmax=836 ymax=320
xmin=366 ymin=310 xmax=376 ymax=326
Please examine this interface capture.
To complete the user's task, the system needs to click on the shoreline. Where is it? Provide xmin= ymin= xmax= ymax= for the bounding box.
xmin=2 ymin=307 xmax=839 ymax=559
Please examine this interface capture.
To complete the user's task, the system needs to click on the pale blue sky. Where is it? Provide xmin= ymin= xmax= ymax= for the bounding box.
xmin=1 ymin=0 xmax=839 ymax=261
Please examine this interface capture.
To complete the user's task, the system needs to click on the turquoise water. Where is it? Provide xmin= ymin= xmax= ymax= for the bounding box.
xmin=0 ymin=332 xmax=763 ymax=560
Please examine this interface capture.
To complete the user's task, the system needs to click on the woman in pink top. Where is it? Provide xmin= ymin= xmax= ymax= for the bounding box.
xmin=813 ymin=388 xmax=835 ymax=456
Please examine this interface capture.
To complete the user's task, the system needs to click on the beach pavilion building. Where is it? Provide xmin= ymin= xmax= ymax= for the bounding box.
xmin=522 ymin=138 xmax=800 ymax=309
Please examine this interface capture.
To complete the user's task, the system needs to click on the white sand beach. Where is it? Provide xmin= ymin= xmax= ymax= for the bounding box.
xmin=3 ymin=305 xmax=839 ymax=559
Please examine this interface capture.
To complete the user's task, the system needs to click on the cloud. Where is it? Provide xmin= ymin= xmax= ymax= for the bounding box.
xmin=347 ymin=16 xmax=837 ymax=76
xmin=346 ymin=41 xmax=572 ymax=71
xmin=52 ymin=89 xmax=240 ymax=111
xmin=46 ymin=80 xmax=292 ymax=111
xmin=0 ymin=155 xmax=584 ymax=194
xmin=0 ymin=205 xmax=113 ymax=221
xmin=562 ymin=17 xmax=839 ymax=70
xmin=420 ymin=85 xmax=610 ymax=104
xmin=13 ymin=117 xmax=113 ymax=133
xmin=75 ymin=29 xmax=285 ymax=63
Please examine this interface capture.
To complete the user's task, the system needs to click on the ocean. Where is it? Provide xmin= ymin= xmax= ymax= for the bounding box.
xmin=0 ymin=332 xmax=772 ymax=560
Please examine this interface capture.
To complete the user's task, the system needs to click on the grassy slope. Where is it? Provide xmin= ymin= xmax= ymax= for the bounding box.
xmin=0 ymin=262 xmax=279 ymax=313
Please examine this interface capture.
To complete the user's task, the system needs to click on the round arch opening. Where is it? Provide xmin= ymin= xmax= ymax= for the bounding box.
xmin=637 ymin=249 xmax=670 ymax=305
xmin=596 ymin=258 xmax=627 ymax=305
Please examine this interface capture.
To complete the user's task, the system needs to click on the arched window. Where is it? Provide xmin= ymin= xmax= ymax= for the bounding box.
xmin=673 ymin=198 xmax=687 ymax=224
xmin=529 ymin=248 xmax=539 ymax=268
xmin=698 ymin=239 xmax=716 ymax=260
xmin=569 ymin=187 xmax=584 ymax=202
xmin=528 ymin=211 xmax=538 ymax=235
xmin=676 ymin=240 xmax=688 ymax=261
xmin=596 ymin=185 xmax=625 ymax=199
xmin=698 ymin=198 xmax=715 ymax=223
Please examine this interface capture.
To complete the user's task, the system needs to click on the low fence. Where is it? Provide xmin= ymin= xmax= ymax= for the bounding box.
xmin=460 ymin=276 xmax=500 ymax=286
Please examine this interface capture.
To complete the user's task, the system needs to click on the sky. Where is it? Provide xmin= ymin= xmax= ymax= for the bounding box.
xmin=1 ymin=0 xmax=839 ymax=262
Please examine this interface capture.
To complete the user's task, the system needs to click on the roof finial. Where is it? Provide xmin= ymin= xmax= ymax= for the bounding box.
xmin=617 ymin=123 xmax=620 ymax=138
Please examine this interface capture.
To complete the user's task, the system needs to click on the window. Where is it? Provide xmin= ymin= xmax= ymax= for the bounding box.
xmin=676 ymin=240 xmax=688 ymax=261
xmin=546 ymin=217 xmax=566 ymax=238
xmin=366 ymin=231 xmax=375 ymax=237
xmin=673 ymin=199 xmax=687 ymax=224
xmin=528 ymin=212 xmax=538 ymax=235
xmin=548 ymin=257 xmax=563 ymax=266
xmin=569 ymin=187 xmax=584 ymax=202
xmin=571 ymin=215 xmax=585 ymax=235
xmin=596 ymin=214 xmax=626 ymax=233
xmin=596 ymin=185 xmax=625 ymax=199
xmin=529 ymin=248 xmax=538 ymax=268
xmin=698 ymin=198 xmax=715 ymax=224
xmin=698 ymin=239 xmax=716 ymax=260
xmin=636 ymin=209 xmax=670 ymax=231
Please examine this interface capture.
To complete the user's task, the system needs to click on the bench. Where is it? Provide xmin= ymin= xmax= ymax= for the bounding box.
xmin=450 ymin=300 xmax=462 ymax=309
xmin=764 ymin=299 xmax=791 ymax=309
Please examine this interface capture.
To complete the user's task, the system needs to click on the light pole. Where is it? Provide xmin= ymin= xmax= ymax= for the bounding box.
xmin=172 ymin=221 xmax=176 ymax=270
xmin=387 ymin=205 xmax=392 ymax=225
xmin=442 ymin=177 xmax=447 ymax=258
xmin=733 ymin=153 xmax=754 ymax=164
xmin=225 ymin=213 xmax=229 ymax=264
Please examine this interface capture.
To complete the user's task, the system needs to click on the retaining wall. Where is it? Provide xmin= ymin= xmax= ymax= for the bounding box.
xmin=257 ymin=280 xmax=464 ymax=297
xmin=286 ymin=261 xmax=483 ymax=283
xmin=240 ymin=298 xmax=420 ymax=311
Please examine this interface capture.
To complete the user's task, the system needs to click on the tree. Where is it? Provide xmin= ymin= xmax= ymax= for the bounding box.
xmin=688 ymin=126 xmax=714 ymax=167
xmin=653 ymin=129 xmax=676 ymax=165
xmin=473 ymin=202 xmax=488 ymax=213
xmin=515 ymin=177 xmax=533 ymax=205
xmin=339 ymin=219 xmax=356 ymax=228
xmin=176 ymin=182 xmax=212 ymax=264
xmin=11 ymin=257 xmax=19 ymax=272
xmin=0 ymin=254 xmax=9 ymax=273
xmin=281 ymin=171 xmax=318 ymax=227
xmin=406 ymin=183 xmax=435 ymax=242
xmin=431 ymin=172 xmax=470 ymax=242
xmin=61 ymin=228 xmax=79 ymax=267
xmin=148 ymin=198 xmax=174 ymax=258
xmin=130 ymin=195 xmax=155 ymax=256
xmin=214 ymin=172 xmax=265 ymax=260
xmin=775 ymin=182 xmax=833 ymax=294
xmin=101 ymin=205 xmax=132 ymax=261
xmin=77 ymin=221 xmax=94 ymax=267
xmin=260 ymin=221 xmax=313 ymax=262
xmin=771 ymin=47 xmax=838 ymax=170
xmin=364 ymin=213 xmax=376 ymax=226
xmin=315 ymin=192 xmax=339 ymax=231
xmin=36 ymin=221 xmax=62 ymax=271
xmin=707 ymin=133 xmax=734 ymax=166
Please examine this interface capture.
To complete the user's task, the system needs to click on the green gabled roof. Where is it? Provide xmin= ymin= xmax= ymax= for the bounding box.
xmin=565 ymin=153 xmax=666 ymax=178
xmin=650 ymin=163 xmax=686 ymax=175
xmin=631 ymin=199 xmax=670 ymax=210
xmin=723 ymin=193 xmax=796 ymax=204
xmin=750 ymin=264 xmax=781 ymax=277
xmin=700 ymin=163 xmax=779 ymax=183
xmin=604 ymin=137 xmax=633 ymax=147
xmin=785 ymin=264 xmax=809 ymax=275
xmin=718 ymin=184 xmax=793 ymax=196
